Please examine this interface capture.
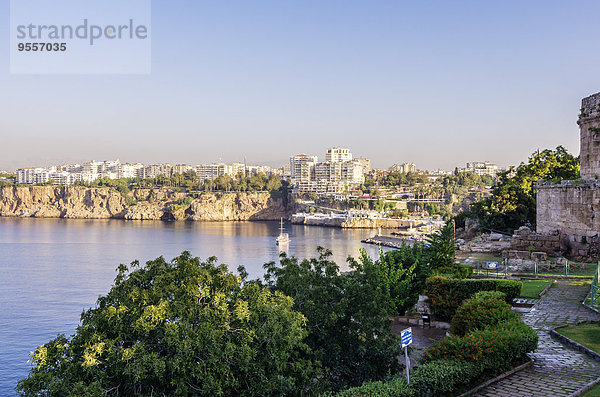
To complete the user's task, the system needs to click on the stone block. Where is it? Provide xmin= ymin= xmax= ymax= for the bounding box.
xmin=531 ymin=252 xmax=547 ymax=262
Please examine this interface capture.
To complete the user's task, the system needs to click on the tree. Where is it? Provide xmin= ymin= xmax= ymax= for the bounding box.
xmin=350 ymin=246 xmax=427 ymax=316
xmin=425 ymin=221 xmax=456 ymax=272
xmin=262 ymin=248 xmax=400 ymax=392
xmin=17 ymin=253 xmax=318 ymax=396
xmin=465 ymin=146 xmax=579 ymax=232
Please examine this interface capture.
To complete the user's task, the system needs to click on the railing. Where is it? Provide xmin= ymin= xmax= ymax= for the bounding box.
xmin=590 ymin=262 xmax=600 ymax=308
xmin=469 ymin=259 xmax=597 ymax=278
xmin=472 ymin=261 xmax=509 ymax=278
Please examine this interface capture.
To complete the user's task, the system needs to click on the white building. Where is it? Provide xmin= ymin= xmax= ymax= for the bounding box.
xmin=354 ymin=157 xmax=372 ymax=175
xmin=140 ymin=164 xmax=173 ymax=179
xmin=326 ymin=147 xmax=352 ymax=163
xmin=389 ymin=163 xmax=416 ymax=173
xmin=290 ymin=154 xmax=318 ymax=184
xmin=17 ymin=168 xmax=47 ymax=184
xmin=197 ymin=163 xmax=233 ymax=181
xmin=173 ymin=164 xmax=194 ymax=175
xmin=118 ymin=163 xmax=144 ymax=179
xmin=465 ymin=161 xmax=499 ymax=177
xmin=341 ymin=160 xmax=365 ymax=185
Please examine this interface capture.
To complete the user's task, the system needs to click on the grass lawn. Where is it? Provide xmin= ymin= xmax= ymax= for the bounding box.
xmin=520 ymin=280 xmax=552 ymax=297
xmin=556 ymin=323 xmax=600 ymax=354
xmin=581 ymin=382 xmax=600 ymax=397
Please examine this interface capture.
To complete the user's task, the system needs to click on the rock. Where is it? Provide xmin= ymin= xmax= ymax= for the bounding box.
xmin=0 ymin=186 xmax=287 ymax=221
xmin=488 ymin=233 xmax=504 ymax=241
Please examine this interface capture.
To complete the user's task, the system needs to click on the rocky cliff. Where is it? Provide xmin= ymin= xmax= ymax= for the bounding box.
xmin=0 ymin=186 xmax=287 ymax=221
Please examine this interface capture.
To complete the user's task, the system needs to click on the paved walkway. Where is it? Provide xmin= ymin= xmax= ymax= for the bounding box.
xmin=474 ymin=280 xmax=600 ymax=397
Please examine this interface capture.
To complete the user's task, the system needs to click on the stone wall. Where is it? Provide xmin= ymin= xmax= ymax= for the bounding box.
xmin=535 ymin=181 xmax=600 ymax=260
xmin=532 ymin=92 xmax=600 ymax=261
xmin=578 ymin=92 xmax=600 ymax=179
xmin=510 ymin=226 xmax=561 ymax=255
xmin=537 ymin=181 xmax=600 ymax=239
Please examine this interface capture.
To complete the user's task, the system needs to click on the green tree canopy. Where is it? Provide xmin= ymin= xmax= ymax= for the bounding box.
xmin=18 ymin=252 xmax=318 ymax=396
xmin=462 ymin=146 xmax=579 ymax=233
xmin=425 ymin=221 xmax=456 ymax=272
xmin=349 ymin=245 xmax=428 ymax=316
xmin=262 ymin=248 xmax=401 ymax=392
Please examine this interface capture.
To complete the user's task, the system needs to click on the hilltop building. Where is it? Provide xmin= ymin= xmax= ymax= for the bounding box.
xmin=389 ymin=163 xmax=416 ymax=173
xmin=464 ymin=161 xmax=499 ymax=177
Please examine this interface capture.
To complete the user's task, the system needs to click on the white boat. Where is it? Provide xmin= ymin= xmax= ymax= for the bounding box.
xmin=276 ymin=218 xmax=290 ymax=245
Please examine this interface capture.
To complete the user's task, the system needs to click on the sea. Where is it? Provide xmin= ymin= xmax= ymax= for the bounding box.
xmin=0 ymin=217 xmax=385 ymax=395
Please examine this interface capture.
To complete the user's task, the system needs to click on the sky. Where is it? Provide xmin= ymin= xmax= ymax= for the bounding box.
xmin=1 ymin=0 xmax=600 ymax=172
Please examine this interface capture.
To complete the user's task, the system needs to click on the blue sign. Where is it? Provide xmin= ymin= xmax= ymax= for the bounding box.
xmin=487 ymin=262 xmax=498 ymax=269
xmin=401 ymin=327 xmax=412 ymax=348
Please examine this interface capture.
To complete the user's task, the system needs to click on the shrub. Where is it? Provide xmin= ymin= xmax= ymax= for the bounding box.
xmin=411 ymin=359 xmax=477 ymax=396
xmin=425 ymin=321 xmax=537 ymax=374
xmin=450 ymin=291 xmax=519 ymax=337
xmin=332 ymin=376 xmax=414 ymax=397
xmin=424 ymin=277 xmax=522 ymax=320
xmin=455 ymin=264 xmax=474 ymax=279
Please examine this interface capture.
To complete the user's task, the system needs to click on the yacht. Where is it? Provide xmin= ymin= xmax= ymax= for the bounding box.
xmin=276 ymin=218 xmax=290 ymax=245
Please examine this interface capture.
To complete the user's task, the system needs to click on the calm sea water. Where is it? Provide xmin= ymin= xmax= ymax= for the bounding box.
xmin=0 ymin=217 xmax=383 ymax=395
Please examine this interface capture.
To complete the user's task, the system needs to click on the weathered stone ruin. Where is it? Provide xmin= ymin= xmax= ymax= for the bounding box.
xmin=517 ymin=92 xmax=600 ymax=261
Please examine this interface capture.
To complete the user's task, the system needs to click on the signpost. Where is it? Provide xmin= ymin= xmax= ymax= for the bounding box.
xmin=401 ymin=327 xmax=413 ymax=384
xmin=487 ymin=262 xmax=498 ymax=278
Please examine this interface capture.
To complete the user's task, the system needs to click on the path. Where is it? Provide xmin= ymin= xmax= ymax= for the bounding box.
xmin=474 ymin=280 xmax=600 ymax=397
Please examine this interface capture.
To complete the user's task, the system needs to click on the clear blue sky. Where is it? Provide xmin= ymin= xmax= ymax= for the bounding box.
xmin=1 ymin=0 xmax=599 ymax=171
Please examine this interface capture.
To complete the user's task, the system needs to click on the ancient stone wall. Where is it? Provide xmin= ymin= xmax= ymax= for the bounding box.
xmin=535 ymin=181 xmax=600 ymax=260
xmin=529 ymin=92 xmax=600 ymax=261
xmin=510 ymin=226 xmax=561 ymax=255
xmin=578 ymin=92 xmax=600 ymax=179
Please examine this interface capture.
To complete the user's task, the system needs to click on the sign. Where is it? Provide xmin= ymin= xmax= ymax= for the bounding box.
xmin=401 ymin=327 xmax=413 ymax=384
xmin=487 ymin=262 xmax=498 ymax=269
xmin=401 ymin=327 xmax=412 ymax=348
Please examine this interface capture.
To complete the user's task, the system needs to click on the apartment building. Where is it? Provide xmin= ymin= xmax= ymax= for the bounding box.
xmin=325 ymin=147 xmax=353 ymax=163
xmin=465 ymin=161 xmax=499 ymax=177
xmin=389 ymin=162 xmax=416 ymax=173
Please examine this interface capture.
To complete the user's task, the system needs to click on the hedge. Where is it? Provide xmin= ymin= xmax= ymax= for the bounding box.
xmin=330 ymin=376 xmax=414 ymax=397
xmin=424 ymin=276 xmax=522 ymax=320
xmin=410 ymin=359 xmax=477 ymax=396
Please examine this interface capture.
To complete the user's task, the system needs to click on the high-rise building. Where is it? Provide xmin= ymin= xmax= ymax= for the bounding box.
xmin=325 ymin=147 xmax=352 ymax=163
xmin=290 ymin=154 xmax=317 ymax=184
xmin=354 ymin=157 xmax=372 ymax=175
xmin=342 ymin=160 xmax=365 ymax=185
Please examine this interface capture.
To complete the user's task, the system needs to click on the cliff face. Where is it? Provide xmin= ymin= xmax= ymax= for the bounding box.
xmin=0 ymin=186 xmax=287 ymax=221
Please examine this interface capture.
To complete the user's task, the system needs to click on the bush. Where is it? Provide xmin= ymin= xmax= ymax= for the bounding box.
xmin=332 ymin=376 xmax=414 ymax=397
xmin=424 ymin=277 xmax=522 ymax=320
xmin=411 ymin=359 xmax=477 ymax=396
xmin=455 ymin=264 xmax=474 ymax=279
xmin=426 ymin=321 xmax=537 ymax=374
xmin=450 ymin=291 xmax=519 ymax=337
